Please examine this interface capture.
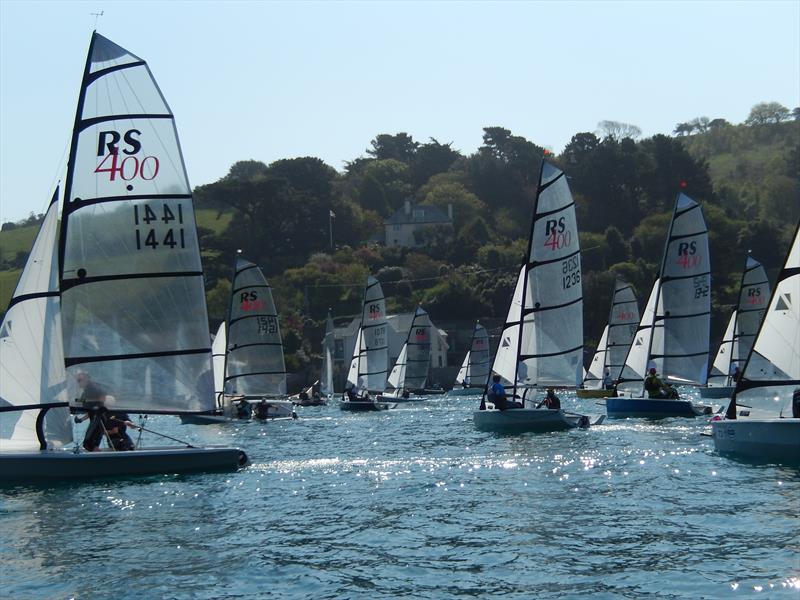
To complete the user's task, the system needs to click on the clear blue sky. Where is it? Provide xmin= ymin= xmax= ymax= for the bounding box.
xmin=1 ymin=0 xmax=798 ymax=222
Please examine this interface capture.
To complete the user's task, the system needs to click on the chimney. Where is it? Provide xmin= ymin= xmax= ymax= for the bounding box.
xmin=404 ymin=200 xmax=411 ymax=215
xmin=447 ymin=203 xmax=453 ymax=220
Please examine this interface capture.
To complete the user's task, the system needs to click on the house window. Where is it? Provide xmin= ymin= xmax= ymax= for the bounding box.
xmin=413 ymin=209 xmax=424 ymax=220
xmin=393 ymin=225 xmax=400 ymax=231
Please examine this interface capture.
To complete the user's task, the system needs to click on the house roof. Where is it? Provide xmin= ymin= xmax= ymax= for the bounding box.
xmin=385 ymin=203 xmax=451 ymax=226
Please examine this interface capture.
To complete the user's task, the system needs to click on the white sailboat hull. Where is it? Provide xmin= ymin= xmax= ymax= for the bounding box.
xmin=445 ymin=387 xmax=485 ymax=397
xmin=698 ymin=386 xmax=735 ymax=399
xmin=180 ymin=398 xmax=297 ymax=424
xmin=0 ymin=446 xmax=248 ymax=482
xmin=473 ymin=408 xmax=592 ymax=433
xmin=711 ymin=419 xmax=800 ymax=463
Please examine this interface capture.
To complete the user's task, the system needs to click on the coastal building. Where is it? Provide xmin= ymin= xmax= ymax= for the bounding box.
xmin=384 ymin=201 xmax=453 ymax=248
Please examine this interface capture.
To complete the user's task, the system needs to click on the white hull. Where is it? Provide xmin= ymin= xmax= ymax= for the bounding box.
xmin=699 ymin=386 xmax=735 ymax=399
xmin=0 ymin=445 xmax=248 ymax=482
xmin=473 ymin=408 xmax=592 ymax=433
xmin=445 ymin=387 xmax=485 ymax=397
xmin=180 ymin=398 xmax=297 ymax=425
xmin=711 ymin=419 xmax=800 ymax=463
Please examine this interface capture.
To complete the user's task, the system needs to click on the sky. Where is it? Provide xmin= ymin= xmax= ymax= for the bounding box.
xmin=1 ymin=0 xmax=798 ymax=223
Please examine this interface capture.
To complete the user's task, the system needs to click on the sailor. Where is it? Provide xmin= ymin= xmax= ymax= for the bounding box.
xmin=254 ymin=399 xmax=271 ymax=420
xmin=537 ymin=388 xmax=561 ymax=410
xmin=235 ymin=398 xmax=252 ymax=419
xmin=792 ymin=388 xmax=800 ymax=418
xmin=602 ymin=370 xmax=614 ymax=390
xmin=644 ymin=368 xmax=679 ymax=399
xmin=345 ymin=384 xmax=359 ymax=403
xmin=74 ymin=372 xmax=134 ymax=452
xmin=401 ymin=389 xmax=410 ymax=399
xmin=487 ymin=375 xmax=521 ymax=410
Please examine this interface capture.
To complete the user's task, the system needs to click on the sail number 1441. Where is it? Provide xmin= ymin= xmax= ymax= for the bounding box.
xmin=133 ymin=203 xmax=186 ymax=250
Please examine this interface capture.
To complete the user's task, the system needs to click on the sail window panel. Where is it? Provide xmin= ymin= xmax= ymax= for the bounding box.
xmin=530 ymin=209 xmax=579 ymax=264
xmin=71 ymin=120 xmax=190 ymax=202
xmin=527 ymin=258 xmax=582 ymax=310
xmin=89 ymin=34 xmax=144 ymax=74
xmin=65 ymin=354 xmax=213 ymax=413
xmin=225 ymin=346 xmax=286 ymax=395
xmin=83 ymin=64 xmax=170 ymax=120
xmin=519 ymin=301 xmax=583 ymax=386
xmin=61 ymin=276 xmax=210 ymax=358
xmin=225 ymin=373 xmax=286 ymax=397
xmin=62 ymin=198 xmax=201 ymax=278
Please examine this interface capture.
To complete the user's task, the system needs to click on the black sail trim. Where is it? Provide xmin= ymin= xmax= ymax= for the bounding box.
xmin=65 ymin=347 xmax=210 ymax=367
xmin=529 ymin=248 xmax=581 ymax=268
xmin=533 ymin=200 xmax=575 ymax=221
xmin=85 ymin=60 xmax=146 ymax=85
xmin=522 ymin=296 xmax=582 ymax=315
xmin=228 ymin=314 xmax=279 ymax=327
xmin=231 ymin=283 xmax=271 ymax=295
xmin=650 ymin=351 xmax=709 ymax=358
xmin=227 ymin=342 xmax=283 ymax=351
xmin=537 ymin=170 xmax=565 ymax=193
xmin=77 ymin=113 xmax=172 ymax=133
xmin=61 ymin=270 xmax=203 ymax=291
xmin=673 ymin=203 xmax=700 ymax=219
xmin=655 ymin=310 xmax=711 ymax=321
xmin=362 ymin=321 xmax=386 ymax=330
xmin=64 ymin=194 xmax=193 ymax=215
xmin=668 ymin=229 xmax=706 ymax=243
xmin=661 ymin=270 xmax=711 ymax=283
xmin=0 ymin=402 xmax=69 ymax=414
xmin=520 ymin=344 xmax=583 ymax=359
xmin=7 ymin=291 xmax=60 ymax=311
xmin=224 ymin=371 xmax=286 ymax=380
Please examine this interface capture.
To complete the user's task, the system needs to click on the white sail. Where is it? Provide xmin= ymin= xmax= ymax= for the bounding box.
xmin=387 ymin=345 xmax=408 ymax=391
xmin=616 ymin=279 xmax=660 ymax=396
xmin=456 ymin=352 xmax=470 ymax=386
xmin=346 ymin=329 xmax=363 ymax=391
xmin=583 ymin=326 xmax=609 ymax=390
xmin=455 ymin=322 xmax=491 ymax=388
xmin=320 ymin=313 xmax=334 ymax=396
xmin=490 ymin=265 xmax=524 ymax=387
xmin=346 ymin=277 xmax=388 ymax=394
xmin=584 ymin=280 xmax=640 ymax=389
xmin=487 ymin=162 xmax=583 ymax=396
xmin=387 ymin=307 xmax=432 ymax=391
xmin=211 ymin=322 xmax=226 ymax=399
xmin=58 ymin=33 xmax=214 ymax=414
xmin=224 ymin=257 xmax=286 ymax=397
xmin=652 ymin=193 xmax=711 ymax=385
xmin=708 ymin=313 xmax=736 ymax=387
xmin=0 ymin=194 xmax=72 ymax=449
xmin=732 ymin=225 xmax=800 ymax=415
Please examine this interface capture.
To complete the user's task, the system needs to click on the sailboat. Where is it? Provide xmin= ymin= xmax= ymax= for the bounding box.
xmin=711 ymin=222 xmax=799 ymax=462
xmin=340 ymin=276 xmax=393 ymax=411
xmin=0 ymin=33 xmax=247 ymax=480
xmin=182 ymin=255 xmax=295 ymax=423
xmin=577 ymin=280 xmax=640 ymax=398
xmin=700 ymin=256 xmax=770 ymax=399
xmin=446 ymin=322 xmax=491 ymax=396
xmin=319 ymin=312 xmax=335 ymax=401
xmin=382 ymin=306 xmax=432 ymax=401
xmin=473 ymin=161 xmax=596 ymax=433
xmin=611 ymin=193 xmax=712 ymax=418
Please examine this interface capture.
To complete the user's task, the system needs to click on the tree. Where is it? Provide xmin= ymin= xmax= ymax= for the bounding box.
xmin=223 ymin=159 xmax=270 ymax=182
xmin=745 ymin=102 xmax=791 ymax=126
xmin=597 ymin=120 xmax=642 ymax=140
xmin=673 ymin=122 xmax=693 ymax=136
xmin=411 ymin=138 xmax=461 ymax=186
xmin=367 ymin=133 xmax=418 ymax=162
xmin=793 ymin=107 xmax=800 ymax=121
xmin=708 ymin=118 xmax=730 ymax=129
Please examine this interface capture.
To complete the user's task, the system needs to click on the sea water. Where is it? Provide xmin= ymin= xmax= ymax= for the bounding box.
xmin=1 ymin=391 xmax=798 ymax=599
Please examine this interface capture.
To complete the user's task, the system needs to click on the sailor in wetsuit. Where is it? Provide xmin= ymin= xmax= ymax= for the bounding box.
xmin=74 ymin=372 xmax=135 ymax=451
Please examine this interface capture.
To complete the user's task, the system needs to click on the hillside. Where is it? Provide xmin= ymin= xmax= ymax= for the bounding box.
xmin=1 ymin=117 xmax=797 ymax=373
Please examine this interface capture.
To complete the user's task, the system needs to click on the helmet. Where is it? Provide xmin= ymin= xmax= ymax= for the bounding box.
xmin=649 ymin=368 xmax=657 ymax=374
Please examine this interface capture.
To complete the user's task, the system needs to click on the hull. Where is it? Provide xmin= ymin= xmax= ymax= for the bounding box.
xmin=445 ymin=387 xmax=484 ymax=397
xmin=606 ymin=397 xmax=707 ymax=419
xmin=699 ymin=386 xmax=735 ymax=399
xmin=412 ymin=389 xmax=447 ymax=397
xmin=380 ymin=391 xmax=424 ymax=403
xmin=0 ymin=446 xmax=248 ymax=483
xmin=576 ymin=388 xmax=616 ymax=399
xmin=339 ymin=400 xmax=394 ymax=412
xmin=180 ymin=399 xmax=296 ymax=424
xmin=473 ymin=408 xmax=588 ymax=433
xmin=711 ymin=419 xmax=800 ymax=463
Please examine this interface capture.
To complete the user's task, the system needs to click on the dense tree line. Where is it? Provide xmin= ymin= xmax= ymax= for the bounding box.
xmin=188 ymin=109 xmax=798 ymax=372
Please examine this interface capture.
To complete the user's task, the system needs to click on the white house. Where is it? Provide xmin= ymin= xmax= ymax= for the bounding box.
xmin=384 ymin=201 xmax=453 ymax=248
